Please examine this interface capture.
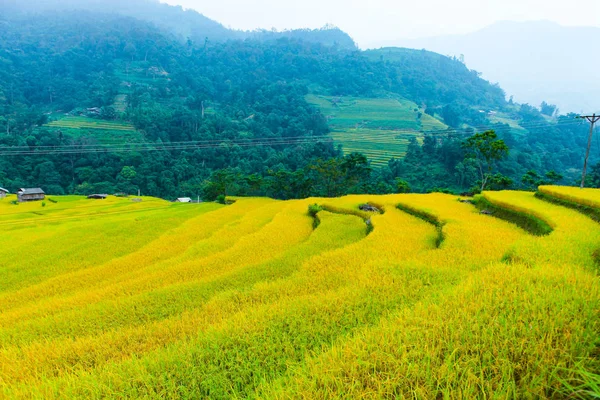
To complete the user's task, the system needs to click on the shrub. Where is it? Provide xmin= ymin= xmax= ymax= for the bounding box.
xmin=308 ymin=204 xmax=322 ymax=218
xmin=216 ymin=195 xmax=227 ymax=205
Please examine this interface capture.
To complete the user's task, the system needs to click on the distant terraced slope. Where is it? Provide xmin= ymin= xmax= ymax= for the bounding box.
xmin=41 ymin=116 xmax=143 ymax=143
xmin=306 ymin=94 xmax=448 ymax=167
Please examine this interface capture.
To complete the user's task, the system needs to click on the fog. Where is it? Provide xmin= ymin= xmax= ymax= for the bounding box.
xmin=160 ymin=0 xmax=599 ymax=48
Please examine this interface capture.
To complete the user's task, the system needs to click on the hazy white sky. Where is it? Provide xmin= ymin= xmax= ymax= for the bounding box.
xmin=160 ymin=0 xmax=599 ymax=47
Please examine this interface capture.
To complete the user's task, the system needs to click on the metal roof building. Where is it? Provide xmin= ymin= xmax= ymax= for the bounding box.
xmin=17 ymin=188 xmax=46 ymax=202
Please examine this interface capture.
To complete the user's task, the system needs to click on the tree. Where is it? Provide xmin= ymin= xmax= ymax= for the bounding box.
xmin=488 ymin=174 xmax=513 ymax=190
xmin=544 ymin=170 xmax=563 ymax=185
xmin=521 ymin=170 xmax=542 ymax=191
xmin=123 ymin=42 xmax=137 ymax=61
xmin=442 ymin=105 xmax=461 ymax=128
xmin=202 ymin=168 xmax=240 ymax=200
xmin=341 ymin=152 xmax=371 ymax=193
xmin=522 ymin=170 xmax=564 ymax=190
xmin=422 ymin=135 xmax=437 ymax=156
xmin=100 ymin=106 xmax=116 ymax=120
xmin=119 ymin=166 xmax=137 ymax=181
xmin=540 ymin=101 xmax=557 ymax=117
xmin=589 ymin=163 xmax=600 ymax=188
xmin=309 ymin=158 xmax=347 ymax=197
xmin=117 ymin=166 xmax=139 ymax=194
xmin=395 ymin=179 xmax=410 ymax=193
xmin=462 ymin=130 xmax=509 ymax=191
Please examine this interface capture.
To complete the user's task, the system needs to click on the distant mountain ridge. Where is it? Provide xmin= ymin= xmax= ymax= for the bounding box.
xmin=1 ymin=0 xmax=357 ymax=49
xmin=373 ymin=20 xmax=600 ymax=113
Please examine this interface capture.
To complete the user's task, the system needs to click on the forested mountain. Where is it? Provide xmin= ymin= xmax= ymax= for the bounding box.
xmin=1 ymin=0 xmax=357 ymax=49
xmin=377 ymin=21 xmax=600 ymax=113
xmin=0 ymin=1 xmax=594 ymax=199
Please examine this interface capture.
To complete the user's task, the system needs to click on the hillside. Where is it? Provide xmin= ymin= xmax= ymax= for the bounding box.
xmin=0 ymin=3 xmax=595 ymax=197
xmin=376 ymin=21 xmax=600 ymax=113
xmin=1 ymin=0 xmax=357 ymax=49
xmin=0 ymin=187 xmax=599 ymax=397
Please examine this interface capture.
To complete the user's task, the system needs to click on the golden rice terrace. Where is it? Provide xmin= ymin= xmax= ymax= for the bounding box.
xmin=0 ymin=187 xmax=599 ymax=399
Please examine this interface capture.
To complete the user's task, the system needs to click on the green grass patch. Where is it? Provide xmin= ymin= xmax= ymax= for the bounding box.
xmin=473 ymin=195 xmax=553 ymax=236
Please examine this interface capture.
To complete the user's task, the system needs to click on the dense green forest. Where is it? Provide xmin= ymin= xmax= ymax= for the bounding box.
xmin=0 ymin=1 xmax=595 ymax=199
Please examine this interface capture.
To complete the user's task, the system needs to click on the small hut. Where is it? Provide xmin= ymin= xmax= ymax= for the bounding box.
xmin=175 ymin=197 xmax=192 ymax=203
xmin=0 ymin=187 xmax=8 ymax=199
xmin=87 ymin=194 xmax=108 ymax=200
xmin=17 ymin=188 xmax=45 ymax=202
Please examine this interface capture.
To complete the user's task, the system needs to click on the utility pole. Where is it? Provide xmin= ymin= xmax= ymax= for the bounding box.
xmin=579 ymin=114 xmax=600 ymax=189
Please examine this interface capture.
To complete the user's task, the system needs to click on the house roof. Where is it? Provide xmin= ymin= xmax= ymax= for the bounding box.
xmin=176 ymin=197 xmax=192 ymax=202
xmin=18 ymin=188 xmax=45 ymax=195
xmin=0 ymin=187 xmax=8 ymax=193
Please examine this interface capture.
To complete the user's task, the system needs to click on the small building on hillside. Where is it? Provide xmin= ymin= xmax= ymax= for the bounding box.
xmin=175 ymin=197 xmax=192 ymax=203
xmin=88 ymin=194 xmax=108 ymax=200
xmin=17 ymin=188 xmax=45 ymax=202
xmin=0 ymin=187 xmax=8 ymax=199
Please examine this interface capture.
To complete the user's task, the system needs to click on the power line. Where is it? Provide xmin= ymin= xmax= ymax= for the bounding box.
xmin=0 ymin=119 xmax=585 ymax=156
xmin=578 ymin=114 xmax=600 ymax=189
xmin=8 ymin=118 xmax=583 ymax=149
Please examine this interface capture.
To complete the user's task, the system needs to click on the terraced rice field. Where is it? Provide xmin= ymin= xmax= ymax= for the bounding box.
xmin=114 ymin=65 xmax=170 ymax=86
xmin=43 ymin=117 xmax=142 ymax=143
xmin=46 ymin=117 xmax=136 ymax=131
xmin=0 ymin=187 xmax=599 ymax=399
xmin=306 ymin=95 xmax=447 ymax=166
xmin=330 ymin=129 xmax=421 ymax=167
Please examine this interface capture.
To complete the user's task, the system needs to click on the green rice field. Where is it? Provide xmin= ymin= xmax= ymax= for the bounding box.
xmin=306 ymin=95 xmax=447 ymax=166
xmin=42 ymin=117 xmax=143 ymax=143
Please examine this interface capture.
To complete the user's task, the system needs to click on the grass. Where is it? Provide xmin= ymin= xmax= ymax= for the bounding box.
xmin=306 ymin=94 xmax=447 ymax=165
xmin=0 ymin=190 xmax=599 ymax=398
xmin=474 ymin=192 xmax=554 ymax=236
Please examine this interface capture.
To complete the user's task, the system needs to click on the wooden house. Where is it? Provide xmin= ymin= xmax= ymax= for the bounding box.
xmin=0 ymin=187 xmax=8 ymax=199
xmin=87 ymin=194 xmax=108 ymax=200
xmin=17 ymin=188 xmax=45 ymax=202
xmin=175 ymin=197 xmax=192 ymax=203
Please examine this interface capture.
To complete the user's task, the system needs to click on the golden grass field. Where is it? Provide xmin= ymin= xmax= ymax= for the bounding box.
xmin=0 ymin=188 xmax=599 ymax=399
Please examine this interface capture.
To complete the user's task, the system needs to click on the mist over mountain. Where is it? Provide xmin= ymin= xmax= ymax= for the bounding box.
xmin=373 ymin=21 xmax=600 ymax=113
xmin=1 ymin=0 xmax=357 ymax=49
